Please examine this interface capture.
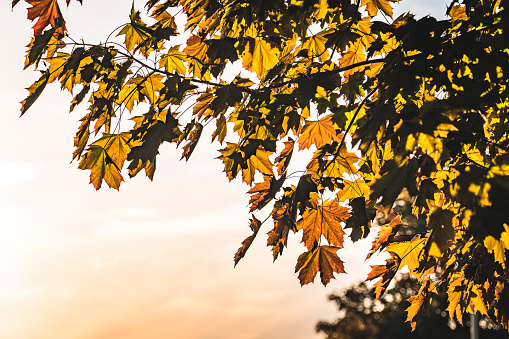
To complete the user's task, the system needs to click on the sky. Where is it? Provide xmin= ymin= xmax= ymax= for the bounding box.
xmin=0 ymin=1 xmax=444 ymax=339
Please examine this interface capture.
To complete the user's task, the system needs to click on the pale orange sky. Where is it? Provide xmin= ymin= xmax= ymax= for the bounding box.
xmin=0 ymin=1 xmax=444 ymax=339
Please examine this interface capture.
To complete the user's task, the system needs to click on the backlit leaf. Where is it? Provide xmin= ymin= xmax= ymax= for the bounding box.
xmin=295 ymin=245 xmax=345 ymax=286
xmin=298 ymin=115 xmax=339 ymax=150
xmin=234 ymin=215 xmax=261 ymax=267
xmin=242 ymin=38 xmax=279 ymax=79
xmin=26 ymin=0 xmax=66 ymax=37
xmin=297 ymin=195 xmax=349 ymax=250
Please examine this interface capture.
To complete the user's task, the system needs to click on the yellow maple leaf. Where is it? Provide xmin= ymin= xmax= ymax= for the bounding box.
xmin=141 ymin=73 xmax=165 ymax=104
xmin=242 ymin=38 xmax=279 ymax=79
xmin=367 ymin=215 xmax=402 ymax=259
xmin=159 ymin=45 xmax=187 ymax=74
xmin=361 ymin=0 xmax=395 ymax=18
xmin=484 ymin=224 xmax=509 ymax=263
xmin=337 ymin=179 xmax=370 ymax=202
xmin=386 ymin=235 xmax=426 ymax=275
xmin=117 ymin=6 xmax=151 ymax=52
xmin=303 ymin=33 xmax=329 ymax=62
xmin=366 ymin=254 xmax=399 ymax=299
xmin=117 ymin=82 xmax=140 ymax=112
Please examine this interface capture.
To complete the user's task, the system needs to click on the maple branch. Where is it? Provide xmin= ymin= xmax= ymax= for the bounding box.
xmin=269 ymin=57 xmax=386 ymax=90
xmin=63 ymin=41 xmax=239 ymax=92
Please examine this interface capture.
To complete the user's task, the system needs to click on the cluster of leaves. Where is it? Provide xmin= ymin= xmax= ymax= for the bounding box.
xmin=14 ymin=0 xmax=509 ymax=331
xmin=316 ymin=274 xmax=505 ymax=339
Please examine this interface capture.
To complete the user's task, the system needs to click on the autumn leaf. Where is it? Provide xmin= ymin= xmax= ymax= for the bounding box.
xmin=427 ymin=207 xmax=455 ymax=258
xmin=247 ymin=175 xmax=286 ymax=212
xmin=26 ymin=0 xmax=66 ymax=37
xmin=275 ymin=139 xmax=294 ymax=176
xmin=184 ymin=35 xmax=208 ymax=59
xmin=295 ymin=245 xmax=345 ymax=286
xmin=117 ymin=82 xmax=141 ymax=112
xmin=298 ymin=115 xmax=339 ymax=150
xmin=159 ymin=45 xmax=187 ymax=74
xmin=386 ymin=235 xmax=426 ymax=275
xmin=117 ymin=5 xmax=151 ymax=52
xmin=141 ymin=73 xmax=165 ymax=104
xmin=337 ymin=178 xmax=370 ymax=202
xmin=484 ymin=225 xmax=509 ymax=263
xmin=242 ymin=38 xmax=279 ymax=79
xmin=303 ymin=33 xmax=329 ymax=62
xmin=345 ymin=196 xmax=372 ymax=242
xmin=21 ymin=71 xmax=49 ymax=115
xmin=360 ymin=0 xmax=395 ymax=18
xmin=180 ymin=122 xmax=203 ymax=161
xmin=406 ymin=279 xmax=434 ymax=330
xmin=234 ymin=215 xmax=261 ymax=266
xmin=366 ymin=254 xmax=399 ymax=299
xmin=78 ymin=133 xmax=131 ymax=190
xmin=297 ymin=195 xmax=349 ymax=250
xmin=367 ymin=215 xmax=402 ymax=259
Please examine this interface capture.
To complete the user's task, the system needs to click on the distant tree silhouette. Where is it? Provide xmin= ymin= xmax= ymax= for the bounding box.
xmin=316 ymin=274 xmax=505 ymax=339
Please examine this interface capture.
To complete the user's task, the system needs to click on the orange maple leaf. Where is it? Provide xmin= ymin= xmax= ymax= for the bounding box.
xmin=298 ymin=115 xmax=339 ymax=150
xmin=366 ymin=215 xmax=402 ymax=259
xmin=297 ymin=196 xmax=349 ymax=250
xmin=234 ymin=215 xmax=261 ymax=267
xmin=26 ymin=0 xmax=66 ymax=38
xmin=295 ymin=245 xmax=345 ymax=286
xmin=366 ymin=254 xmax=399 ymax=299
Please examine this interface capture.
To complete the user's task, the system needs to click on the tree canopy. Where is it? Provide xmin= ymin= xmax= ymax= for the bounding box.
xmin=316 ymin=274 xmax=505 ymax=339
xmin=13 ymin=0 xmax=509 ymax=331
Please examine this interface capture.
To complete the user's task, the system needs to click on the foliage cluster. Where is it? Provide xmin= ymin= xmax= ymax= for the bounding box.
xmin=13 ymin=0 xmax=509 ymax=331
xmin=316 ymin=274 xmax=505 ymax=339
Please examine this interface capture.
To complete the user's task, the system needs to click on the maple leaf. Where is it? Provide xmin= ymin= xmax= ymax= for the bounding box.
xmin=247 ymin=175 xmax=286 ymax=212
xmin=127 ymin=115 xmax=180 ymax=179
xmin=345 ymin=196 xmax=372 ymax=242
xmin=180 ymin=122 xmax=202 ymax=161
xmin=295 ymin=245 xmax=345 ymax=286
xmin=141 ymin=73 xmax=165 ymax=104
xmin=427 ymin=207 xmax=455 ymax=258
xmin=234 ymin=215 xmax=261 ymax=267
xmin=78 ymin=133 xmax=131 ymax=190
xmin=24 ymin=28 xmax=55 ymax=68
xmin=117 ymin=82 xmax=141 ymax=112
xmin=386 ymin=235 xmax=426 ymax=275
xmin=484 ymin=224 xmax=509 ymax=263
xmin=192 ymin=91 xmax=214 ymax=119
xmin=366 ymin=254 xmax=399 ymax=299
xmin=298 ymin=115 xmax=339 ymax=150
xmin=26 ymin=0 xmax=66 ymax=38
xmin=275 ymin=139 xmax=294 ymax=176
xmin=242 ymin=38 xmax=279 ymax=79
xmin=366 ymin=215 xmax=402 ymax=259
xmin=337 ymin=178 xmax=370 ymax=202
xmin=303 ymin=33 xmax=329 ymax=62
xmin=218 ymin=143 xmax=274 ymax=186
xmin=297 ymin=195 xmax=349 ymax=250
xmin=21 ymin=71 xmax=49 ymax=115
xmin=183 ymin=35 xmax=208 ymax=59
xmin=159 ymin=45 xmax=187 ymax=74
xmin=117 ymin=5 xmax=152 ymax=52
xmin=495 ymin=282 xmax=509 ymax=329
xmin=360 ymin=0 xmax=395 ymax=18
xmin=406 ymin=279 xmax=434 ymax=330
